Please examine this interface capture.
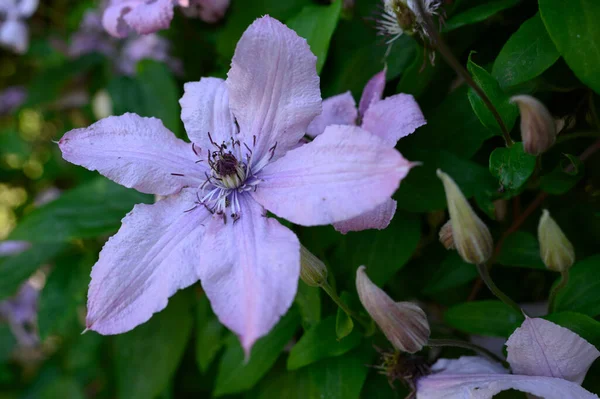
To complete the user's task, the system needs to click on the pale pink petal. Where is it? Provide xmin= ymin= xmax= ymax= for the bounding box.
xmin=86 ymin=189 xmax=210 ymax=334
xmin=102 ymin=0 xmax=175 ymax=38
xmin=333 ymin=198 xmax=397 ymax=234
xmin=180 ymin=78 xmax=237 ymax=150
xmin=306 ymin=92 xmax=357 ymax=137
xmin=59 ymin=113 xmax=206 ymax=196
xmin=417 ymin=357 xmax=598 ymax=399
xmin=227 ymin=16 xmax=321 ymax=166
xmin=506 ymin=317 xmax=600 ymax=384
xmin=358 ymin=69 xmax=386 ymax=118
xmin=361 ymin=93 xmax=426 ymax=146
xmin=180 ymin=0 xmax=230 ymax=23
xmin=197 ymin=195 xmax=299 ymax=355
xmin=252 ymin=125 xmax=413 ymax=226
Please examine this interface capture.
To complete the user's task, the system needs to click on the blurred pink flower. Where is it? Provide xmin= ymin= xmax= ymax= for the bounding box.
xmin=58 ymin=16 xmax=411 ymax=356
xmin=103 ymin=0 xmax=230 ymax=38
xmin=306 ymin=69 xmax=425 ymax=233
xmin=0 ymin=0 xmax=38 ymax=53
xmin=417 ymin=317 xmax=600 ymax=399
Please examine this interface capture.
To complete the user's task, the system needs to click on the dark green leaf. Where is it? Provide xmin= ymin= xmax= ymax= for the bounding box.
xmin=424 ymin=252 xmax=478 ymax=294
xmin=467 ymin=54 xmax=518 ymax=135
xmin=545 ymin=311 xmax=600 ymax=349
xmin=294 ymin=280 xmax=321 ymax=331
xmin=9 ymin=177 xmax=152 ymax=243
xmin=489 ymin=142 xmax=536 ymax=193
xmin=539 ymin=0 xmax=600 ymax=94
xmin=214 ymin=308 xmax=300 ymax=396
xmin=0 ymin=325 xmax=16 ymax=362
xmin=445 ymin=300 xmax=525 ymax=337
xmin=38 ymin=378 xmax=85 ymax=399
xmin=195 ymin=295 xmax=225 ymax=373
xmin=540 ymin=154 xmax=584 ymax=195
xmin=336 ymin=302 xmax=354 ymax=340
xmin=0 ymin=243 xmax=67 ymax=300
xmin=287 ymin=0 xmax=342 ymax=74
xmin=443 ymin=0 xmax=520 ymax=32
xmin=114 ymin=291 xmax=194 ymax=399
xmin=288 ymin=316 xmax=361 ymax=370
xmin=553 ymin=255 xmax=600 ymax=316
xmin=496 ymin=231 xmax=545 ymax=269
xmin=38 ymin=255 xmax=92 ymax=339
xmin=492 ymin=13 xmax=560 ymax=88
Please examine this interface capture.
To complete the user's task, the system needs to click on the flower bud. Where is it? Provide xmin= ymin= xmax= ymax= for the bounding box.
xmin=299 ymin=245 xmax=328 ymax=287
xmin=438 ymin=220 xmax=455 ymax=250
xmin=510 ymin=95 xmax=556 ymax=156
xmin=538 ymin=209 xmax=575 ymax=272
xmin=437 ymin=169 xmax=493 ymax=265
xmin=356 ymin=266 xmax=430 ymax=353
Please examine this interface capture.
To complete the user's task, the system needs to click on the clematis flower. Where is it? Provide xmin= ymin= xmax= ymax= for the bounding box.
xmin=417 ymin=317 xmax=600 ymax=399
xmin=306 ymin=68 xmax=425 ymax=233
xmin=0 ymin=0 xmax=38 ymax=54
xmin=58 ymin=16 xmax=412 ymax=355
xmin=376 ymin=0 xmax=442 ymax=44
xmin=103 ymin=0 xmax=230 ymax=38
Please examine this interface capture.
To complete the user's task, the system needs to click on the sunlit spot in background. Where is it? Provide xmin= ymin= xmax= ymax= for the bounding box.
xmin=0 ymin=184 xmax=28 ymax=239
xmin=19 ymin=110 xmax=43 ymax=142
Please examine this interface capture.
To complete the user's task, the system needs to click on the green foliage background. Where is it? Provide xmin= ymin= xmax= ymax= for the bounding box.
xmin=1 ymin=0 xmax=599 ymax=397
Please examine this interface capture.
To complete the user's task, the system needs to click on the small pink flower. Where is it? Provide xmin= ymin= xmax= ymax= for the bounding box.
xmin=417 ymin=317 xmax=600 ymax=398
xmin=306 ymin=69 xmax=426 ymax=233
xmin=59 ymin=16 xmax=411 ymax=355
xmin=102 ymin=0 xmax=230 ymax=38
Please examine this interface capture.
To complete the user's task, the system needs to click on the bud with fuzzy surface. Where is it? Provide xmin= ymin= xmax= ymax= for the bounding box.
xmin=511 ymin=95 xmax=556 ymax=156
xmin=538 ymin=209 xmax=575 ymax=272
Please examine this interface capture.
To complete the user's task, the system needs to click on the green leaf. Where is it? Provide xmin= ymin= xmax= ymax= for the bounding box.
xmin=9 ymin=177 xmax=152 ymax=243
xmin=38 ymin=255 xmax=92 ymax=339
xmin=195 ymin=295 xmax=225 ymax=373
xmin=114 ymin=291 xmax=194 ymax=399
xmin=445 ymin=300 xmax=525 ymax=337
xmin=213 ymin=308 xmax=300 ymax=396
xmin=0 ymin=243 xmax=67 ymax=300
xmin=443 ymin=0 xmax=520 ymax=32
xmin=467 ymin=53 xmax=518 ymax=136
xmin=539 ymin=0 xmax=600 ymax=94
xmin=492 ymin=13 xmax=560 ymax=88
xmin=496 ymin=231 xmax=545 ymax=269
xmin=424 ymin=252 xmax=478 ymax=294
xmin=489 ymin=142 xmax=536 ymax=193
xmin=38 ymin=378 xmax=85 ymax=399
xmin=336 ymin=301 xmax=354 ymax=340
xmin=545 ymin=311 xmax=600 ymax=349
xmin=540 ymin=154 xmax=585 ymax=195
xmin=0 ymin=325 xmax=16 ymax=362
xmin=553 ymin=255 xmax=600 ymax=317
xmin=287 ymin=316 xmax=361 ymax=370
xmin=294 ymin=280 xmax=321 ymax=331
xmin=287 ymin=0 xmax=341 ymax=74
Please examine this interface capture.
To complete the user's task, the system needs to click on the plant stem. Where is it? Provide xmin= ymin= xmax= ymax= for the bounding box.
xmin=428 ymin=338 xmax=505 ymax=364
xmin=320 ymin=282 xmax=371 ymax=329
xmin=548 ymin=270 xmax=570 ymax=312
xmin=413 ymin=0 xmax=514 ymax=147
xmin=476 ymin=263 xmax=523 ymax=315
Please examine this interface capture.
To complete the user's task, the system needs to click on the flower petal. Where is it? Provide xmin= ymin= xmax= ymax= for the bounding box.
xmin=358 ymin=69 xmax=386 ymax=118
xmin=506 ymin=317 xmax=600 ymax=384
xmin=197 ymin=195 xmax=299 ymax=355
xmin=59 ymin=113 xmax=206 ymax=196
xmin=306 ymin=92 xmax=357 ymax=137
xmin=361 ymin=93 xmax=426 ymax=146
xmin=417 ymin=356 xmax=598 ymax=399
xmin=16 ymin=0 xmax=38 ymax=18
xmin=252 ymin=125 xmax=413 ymax=226
xmin=227 ymin=16 xmax=321 ymax=166
xmin=333 ymin=198 xmax=397 ymax=234
xmin=0 ymin=19 xmax=28 ymax=54
xmin=102 ymin=0 xmax=175 ymax=38
xmin=180 ymin=0 xmax=230 ymax=23
xmin=86 ymin=189 xmax=210 ymax=334
xmin=180 ymin=77 xmax=237 ymax=149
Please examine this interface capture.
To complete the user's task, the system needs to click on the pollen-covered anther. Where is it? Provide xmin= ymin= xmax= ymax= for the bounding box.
xmin=214 ymin=153 xmax=247 ymax=189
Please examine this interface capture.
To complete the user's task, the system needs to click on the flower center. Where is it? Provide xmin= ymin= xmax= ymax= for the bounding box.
xmin=213 ymin=153 xmax=246 ymax=189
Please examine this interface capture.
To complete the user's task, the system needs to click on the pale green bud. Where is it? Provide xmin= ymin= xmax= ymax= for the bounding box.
xmin=538 ymin=209 xmax=575 ymax=272
xmin=510 ymin=95 xmax=556 ymax=156
xmin=437 ymin=169 xmax=493 ymax=265
xmin=299 ymin=245 xmax=328 ymax=287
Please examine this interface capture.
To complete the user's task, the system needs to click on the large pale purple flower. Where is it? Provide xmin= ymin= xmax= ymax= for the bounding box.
xmin=0 ymin=0 xmax=38 ymax=54
xmin=103 ymin=0 xmax=230 ymax=38
xmin=58 ymin=16 xmax=412 ymax=354
xmin=417 ymin=317 xmax=600 ymax=399
xmin=306 ymin=69 xmax=425 ymax=233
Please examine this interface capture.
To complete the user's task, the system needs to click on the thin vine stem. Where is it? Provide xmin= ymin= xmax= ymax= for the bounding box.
xmin=321 ymin=282 xmax=372 ymax=330
xmin=548 ymin=270 xmax=570 ymax=312
xmin=476 ymin=263 xmax=523 ymax=315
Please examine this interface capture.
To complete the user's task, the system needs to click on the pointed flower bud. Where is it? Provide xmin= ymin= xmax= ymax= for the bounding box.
xmin=437 ymin=169 xmax=493 ymax=265
xmin=438 ymin=220 xmax=455 ymax=250
xmin=356 ymin=266 xmax=430 ymax=353
xmin=510 ymin=95 xmax=557 ymax=156
xmin=299 ymin=245 xmax=328 ymax=287
xmin=538 ymin=209 xmax=575 ymax=272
